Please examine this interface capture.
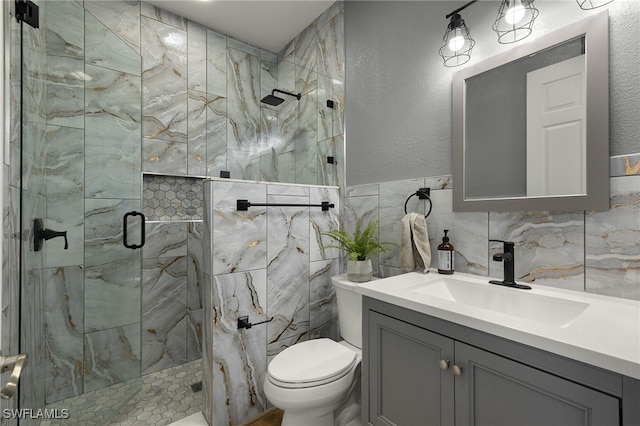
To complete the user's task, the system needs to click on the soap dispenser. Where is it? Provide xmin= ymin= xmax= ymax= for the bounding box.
xmin=437 ymin=230 xmax=455 ymax=275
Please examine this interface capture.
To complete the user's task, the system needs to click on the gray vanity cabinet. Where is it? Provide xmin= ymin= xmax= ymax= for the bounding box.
xmin=363 ymin=297 xmax=628 ymax=426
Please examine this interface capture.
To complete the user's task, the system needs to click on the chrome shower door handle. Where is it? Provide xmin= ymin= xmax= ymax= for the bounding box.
xmin=0 ymin=353 xmax=28 ymax=399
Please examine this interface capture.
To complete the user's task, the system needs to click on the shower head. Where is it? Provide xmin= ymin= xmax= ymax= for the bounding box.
xmin=261 ymin=89 xmax=301 ymax=106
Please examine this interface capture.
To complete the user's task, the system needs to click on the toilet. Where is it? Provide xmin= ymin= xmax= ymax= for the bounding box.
xmin=263 ymin=274 xmax=365 ymax=426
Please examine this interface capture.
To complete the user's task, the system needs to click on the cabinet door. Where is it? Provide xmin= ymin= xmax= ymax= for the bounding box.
xmin=455 ymin=342 xmax=620 ymax=426
xmin=368 ymin=311 xmax=455 ymax=426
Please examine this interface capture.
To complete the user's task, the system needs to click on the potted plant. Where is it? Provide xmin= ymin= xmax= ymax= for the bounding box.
xmin=324 ymin=217 xmax=395 ymax=282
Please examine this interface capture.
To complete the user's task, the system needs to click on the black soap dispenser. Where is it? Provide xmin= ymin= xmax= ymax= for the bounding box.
xmin=437 ymin=230 xmax=455 ymax=275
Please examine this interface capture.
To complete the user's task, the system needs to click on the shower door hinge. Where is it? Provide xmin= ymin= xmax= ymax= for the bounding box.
xmin=15 ymin=0 xmax=39 ymax=29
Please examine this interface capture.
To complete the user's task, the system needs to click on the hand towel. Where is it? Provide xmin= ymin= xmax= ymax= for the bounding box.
xmin=400 ymin=213 xmax=431 ymax=273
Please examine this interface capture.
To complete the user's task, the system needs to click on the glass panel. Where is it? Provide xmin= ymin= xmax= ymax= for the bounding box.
xmin=18 ymin=1 xmax=142 ymax=423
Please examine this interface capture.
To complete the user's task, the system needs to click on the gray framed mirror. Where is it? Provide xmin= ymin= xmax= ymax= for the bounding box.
xmin=452 ymin=11 xmax=610 ymax=212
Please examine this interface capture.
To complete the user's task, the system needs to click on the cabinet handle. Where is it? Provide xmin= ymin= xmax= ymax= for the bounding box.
xmin=450 ymin=364 xmax=463 ymax=377
xmin=438 ymin=359 xmax=450 ymax=371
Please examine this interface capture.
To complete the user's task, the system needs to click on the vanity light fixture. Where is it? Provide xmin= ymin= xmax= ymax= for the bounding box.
xmin=493 ymin=0 xmax=539 ymax=44
xmin=439 ymin=0 xmax=478 ymax=67
xmin=576 ymin=0 xmax=614 ymax=9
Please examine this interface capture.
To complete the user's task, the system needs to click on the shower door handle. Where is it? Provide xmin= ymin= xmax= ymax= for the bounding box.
xmin=0 ymin=353 xmax=28 ymax=399
xmin=123 ymin=211 xmax=145 ymax=249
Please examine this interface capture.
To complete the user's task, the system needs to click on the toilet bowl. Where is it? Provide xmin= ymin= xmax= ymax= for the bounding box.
xmin=263 ymin=275 xmax=365 ymax=426
xmin=264 ymin=339 xmax=361 ymax=426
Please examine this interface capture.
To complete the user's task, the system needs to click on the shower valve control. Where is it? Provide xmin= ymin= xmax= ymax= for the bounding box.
xmin=33 ymin=218 xmax=68 ymax=252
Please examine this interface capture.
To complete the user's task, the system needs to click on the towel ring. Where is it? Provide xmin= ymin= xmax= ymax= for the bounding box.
xmin=404 ymin=188 xmax=432 ymax=218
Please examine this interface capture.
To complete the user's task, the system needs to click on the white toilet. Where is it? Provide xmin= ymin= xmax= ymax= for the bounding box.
xmin=263 ymin=274 xmax=364 ymax=426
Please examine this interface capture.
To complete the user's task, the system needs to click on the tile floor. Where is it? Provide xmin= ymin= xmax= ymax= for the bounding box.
xmin=41 ymin=360 xmax=203 ymax=426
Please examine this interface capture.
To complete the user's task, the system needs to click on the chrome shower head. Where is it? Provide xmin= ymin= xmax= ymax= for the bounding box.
xmin=261 ymin=89 xmax=301 ymax=106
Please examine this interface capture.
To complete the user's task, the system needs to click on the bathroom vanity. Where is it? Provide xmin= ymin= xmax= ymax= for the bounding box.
xmin=358 ymin=272 xmax=640 ymax=426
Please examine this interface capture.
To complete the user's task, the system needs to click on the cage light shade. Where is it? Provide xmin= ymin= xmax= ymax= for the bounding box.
xmin=493 ymin=0 xmax=539 ymax=44
xmin=576 ymin=0 xmax=614 ymax=9
xmin=439 ymin=14 xmax=475 ymax=67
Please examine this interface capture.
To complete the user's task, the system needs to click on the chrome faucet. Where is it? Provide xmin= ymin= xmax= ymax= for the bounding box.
xmin=489 ymin=239 xmax=531 ymax=290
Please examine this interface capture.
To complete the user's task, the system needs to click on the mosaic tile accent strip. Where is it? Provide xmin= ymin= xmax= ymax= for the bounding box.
xmin=143 ymin=174 xmax=204 ymax=221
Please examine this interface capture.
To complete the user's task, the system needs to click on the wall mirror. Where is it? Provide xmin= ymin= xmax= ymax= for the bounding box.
xmin=452 ymin=11 xmax=610 ymax=212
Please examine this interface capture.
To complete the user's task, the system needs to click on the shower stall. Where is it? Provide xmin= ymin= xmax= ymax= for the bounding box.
xmin=7 ymin=0 xmax=344 ymax=424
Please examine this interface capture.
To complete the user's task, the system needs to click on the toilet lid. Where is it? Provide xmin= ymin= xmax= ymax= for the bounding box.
xmin=268 ymin=339 xmax=356 ymax=385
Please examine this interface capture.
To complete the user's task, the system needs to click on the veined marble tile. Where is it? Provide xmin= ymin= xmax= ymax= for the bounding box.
xmin=84 ymin=260 xmax=141 ymax=332
xmin=211 ymin=270 xmax=268 ymax=426
xmin=21 ymin=268 xmax=45 ymax=417
xmin=83 ymin=323 xmax=141 ymax=393
xmin=425 ymin=175 xmax=453 ymax=190
xmin=84 ymin=198 xmax=141 ymax=268
xmin=45 ymin=126 xmax=84 ymax=268
xmin=142 ymin=256 xmax=188 ymax=375
xmin=84 ymin=0 xmax=141 ymax=54
xmin=267 ymin=333 xmax=308 ymax=364
xmin=206 ymin=30 xmax=227 ymax=97
xmin=260 ymin=147 xmax=278 ymax=183
xmin=428 ymin=189 xmax=489 ymax=276
xmin=226 ymin=48 xmax=261 ymax=150
xmin=317 ymin=10 xmax=345 ymax=83
xmin=310 ymin=186 xmax=341 ymax=262
xmin=202 ymin=271 xmax=214 ymax=425
xmin=309 ymin=259 xmax=340 ymax=341
xmin=46 ymin=1 xmax=84 ymax=60
xmin=295 ymin=133 xmax=318 ymax=185
xmin=188 ymin=90 xmax=208 ymax=176
xmin=140 ymin=2 xmax=187 ymax=30
xmin=278 ymin=38 xmax=295 ymax=64
xmin=295 ymin=21 xmax=317 ymax=72
xmin=378 ymin=179 xmax=427 ymax=269
xmin=141 ymin=16 xmax=188 ymax=143
xmin=46 ymin=56 xmax=85 ymax=129
xmin=84 ymin=64 xmax=141 ymax=199
xmin=227 ymin=37 xmax=262 ymax=58
xmin=586 ymin=176 xmax=640 ymax=300
xmin=267 ymin=183 xmax=310 ymax=197
xmin=610 ymin=153 xmax=640 ymax=177
xmin=44 ymin=266 xmax=84 ymax=404
xmin=345 ymin=183 xmax=379 ymax=197
xmin=316 ymin=1 xmax=344 ymax=30
xmin=489 ymin=211 xmax=585 ymax=291
xmin=142 ymin=138 xmax=188 ymax=175
xmin=277 ymin=152 xmax=296 ymax=183
xmin=211 ymin=181 xmax=267 ymax=274
xmin=261 ymin=50 xmax=278 ymax=64
xmin=188 ymin=21 xmax=207 ymax=92
xmin=187 ymin=222 xmax=204 ymax=361
xmin=206 ymin=94 xmax=227 ymax=177
xmin=227 ymin=149 xmax=262 ymax=182
xmin=143 ymin=222 xmax=187 ymax=259
xmin=261 ymin=57 xmax=278 ymax=108
xmin=343 ymin=195 xmax=379 ymax=273
xmin=266 ymin=196 xmax=311 ymax=346
xmin=85 ymin=11 xmax=141 ymax=76
xmin=335 ymin=134 xmax=346 ymax=190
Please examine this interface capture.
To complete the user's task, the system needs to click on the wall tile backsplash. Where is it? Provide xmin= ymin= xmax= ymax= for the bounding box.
xmin=345 ymin=171 xmax=640 ymax=301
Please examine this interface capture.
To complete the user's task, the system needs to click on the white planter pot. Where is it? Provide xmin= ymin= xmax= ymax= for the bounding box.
xmin=347 ymin=259 xmax=373 ymax=282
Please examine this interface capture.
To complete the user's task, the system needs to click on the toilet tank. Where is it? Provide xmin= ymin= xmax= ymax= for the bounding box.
xmin=332 ymin=274 xmax=377 ymax=349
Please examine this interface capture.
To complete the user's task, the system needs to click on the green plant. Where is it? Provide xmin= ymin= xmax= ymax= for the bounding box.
xmin=324 ymin=217 xmax=395 ymax=262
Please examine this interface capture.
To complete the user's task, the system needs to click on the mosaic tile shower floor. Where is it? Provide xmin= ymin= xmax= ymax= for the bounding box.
xmin=41 ymin=360 xmax=203 ymax=426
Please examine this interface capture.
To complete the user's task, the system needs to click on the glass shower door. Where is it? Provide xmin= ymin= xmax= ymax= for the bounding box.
xmin=17 ymin=0 xmax=143 ymax=423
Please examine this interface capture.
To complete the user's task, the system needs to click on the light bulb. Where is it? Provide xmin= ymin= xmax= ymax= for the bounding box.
xmin=448 ymin=28 xmax=465 ymax=51
xmin=504 ymin=0 xmax=526 ymax=25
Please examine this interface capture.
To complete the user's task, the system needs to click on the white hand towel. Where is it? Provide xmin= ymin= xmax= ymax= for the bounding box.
xmin=400 ymin=213 xmax=432 ymax=273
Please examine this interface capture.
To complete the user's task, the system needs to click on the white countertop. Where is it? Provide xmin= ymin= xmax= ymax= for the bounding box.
xmin=356 ymin=271 xmax=640 ymax=380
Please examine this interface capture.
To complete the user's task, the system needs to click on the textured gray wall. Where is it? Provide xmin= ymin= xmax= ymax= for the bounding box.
xmin=345 ymin=0 xmax=640 ymax=186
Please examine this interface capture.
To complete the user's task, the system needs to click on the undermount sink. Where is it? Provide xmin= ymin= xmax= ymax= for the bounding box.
xmin=409 ymin=277 xmax=590 ymax=327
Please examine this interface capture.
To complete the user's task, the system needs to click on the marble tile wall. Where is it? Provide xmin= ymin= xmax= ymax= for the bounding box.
xmin=203 ymin=179 xmax=341 ymax=425
xmin=344 ymin=161 xmax=640 ymax=301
